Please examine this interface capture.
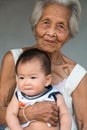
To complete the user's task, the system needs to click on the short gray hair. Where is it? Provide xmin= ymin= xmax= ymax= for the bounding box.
xmin=30 ymin=0 xmax=81 ymax=38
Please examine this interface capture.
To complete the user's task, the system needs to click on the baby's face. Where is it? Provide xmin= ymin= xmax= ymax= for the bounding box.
xmin=17 ymin=59 xmax=51 ymax=96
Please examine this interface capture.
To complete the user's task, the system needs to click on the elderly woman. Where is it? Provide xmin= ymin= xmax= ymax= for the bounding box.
xmin=0 ymin=0 xmax=87 ymax=130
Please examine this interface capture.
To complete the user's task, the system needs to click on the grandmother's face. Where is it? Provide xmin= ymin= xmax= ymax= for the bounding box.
xmin=35 ymin=3 xmax=71 ymax=53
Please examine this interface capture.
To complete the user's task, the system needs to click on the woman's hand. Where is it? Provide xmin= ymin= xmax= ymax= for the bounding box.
xmin=18 ymin=101 xmax=59 ymax=126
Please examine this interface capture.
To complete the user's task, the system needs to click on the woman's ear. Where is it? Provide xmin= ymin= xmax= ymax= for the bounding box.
xmin=66 ymin=33 xmax=72 ymax=42
xmin=45 ymin=75 xmax=52 ymax=86
xmin=33 ymin=28 xmax=36 ymax=36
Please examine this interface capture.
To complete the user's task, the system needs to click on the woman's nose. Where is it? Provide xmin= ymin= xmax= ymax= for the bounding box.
xmin=46 ymin=27 xmax=56 ymax=37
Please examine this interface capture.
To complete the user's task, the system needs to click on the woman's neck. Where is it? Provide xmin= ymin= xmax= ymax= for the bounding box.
xmin=33 ymin=44 xmax=66 ymax=65
xmin=48 ymin=51 xmax=66 ymax=65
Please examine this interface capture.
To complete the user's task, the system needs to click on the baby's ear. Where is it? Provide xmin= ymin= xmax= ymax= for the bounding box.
xmin=45 ymin=75 xmax=52 ymax=86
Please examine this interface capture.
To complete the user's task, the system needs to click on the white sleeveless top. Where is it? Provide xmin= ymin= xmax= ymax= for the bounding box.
xmin=11 ymin=48 xmax=87 ymax=130
xmin=15 ymin=85 xmax=61 ymax=128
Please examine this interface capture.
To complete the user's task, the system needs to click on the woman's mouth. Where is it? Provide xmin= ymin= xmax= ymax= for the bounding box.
xmin=45 ymin=39 xmax=56 ymax=44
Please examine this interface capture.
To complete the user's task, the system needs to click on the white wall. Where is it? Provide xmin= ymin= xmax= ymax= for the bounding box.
xmin=0 ymin=0 xmax=87 ymax=69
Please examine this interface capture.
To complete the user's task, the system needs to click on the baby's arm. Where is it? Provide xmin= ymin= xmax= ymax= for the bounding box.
xmin=56 ymin=94 xmax=72 ymax=130
xmin=6 ymin=95 xmax=23 ymax=130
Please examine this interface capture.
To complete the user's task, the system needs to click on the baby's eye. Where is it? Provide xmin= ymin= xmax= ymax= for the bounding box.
xmin=31 ymin=76 xmax=37 ymax=79
xmin=19 ymin=77 xmax=24 ymax=80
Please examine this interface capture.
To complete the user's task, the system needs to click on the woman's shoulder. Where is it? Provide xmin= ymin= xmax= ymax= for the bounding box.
xmin=0 ymin=50 xmax=16 ymax=72
xmin=63 ymin=53 xmax=76 ymax=64
xmin=2 ymin=48 xmax=23 ymax=64
xmin=62 ymin=54 xmax=87 ymax=94
xmin=62 ymin=54 xmax=77 ymax=71
xmin=10 ymin=46 xmax=36 ymax=64
xmin=63 ymin=54 xmax=86 ymax=74
xmin=10 ymin=48 xmax=23 ymax=54
xmin=68 ymin=64 xmax=87 ymax=81
xmin=2 ymin=50 xmax=15 ymax=64
xmin=65 ymin=64 xmax=87 ymax=95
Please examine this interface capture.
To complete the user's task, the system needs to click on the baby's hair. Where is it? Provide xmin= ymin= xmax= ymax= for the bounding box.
xmin=15 ymin=48 xmax=51 ymax=75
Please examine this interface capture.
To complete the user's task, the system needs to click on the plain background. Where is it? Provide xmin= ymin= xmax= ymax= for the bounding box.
xmin=0 ymin=0 xmax=87 ymax=69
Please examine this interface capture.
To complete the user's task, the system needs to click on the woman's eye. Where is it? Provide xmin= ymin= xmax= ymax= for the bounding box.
xmin=44 ymin=21 xmax=49 ymax=24
xmin=57 ymin=25 xmax=64 ymax=29
xmin=57 ymin=24 xmax=68 ymax=31
xmin=42 ymin=20 xmax=50 ymax=25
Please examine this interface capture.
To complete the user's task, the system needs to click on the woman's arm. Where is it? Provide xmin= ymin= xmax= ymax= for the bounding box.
xmin=18 ymin=101 xmax=59 ymax=126
xmin=72 ymin=74 xmax=87 ymax=130
xmin=0 ymin=51 xmax=16 ymax=125
xmin=6 ymin=95 xmax=23 ymax=130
